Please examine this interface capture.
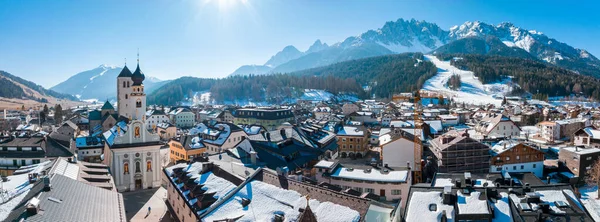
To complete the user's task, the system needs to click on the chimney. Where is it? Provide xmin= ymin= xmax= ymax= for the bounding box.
xmin=26 ymin=197 xmax=40 ymax=215
xmin=442 ymin=186 xmax=454 ymax=205
xmin=266 ymin=132 xmax=271 ymax=142
xmin=43 ymin=176 xmax=51 ymax=191
xmin=280 ymin=128 xmax=286 ymax=139
xmin=455 ymin=178 xmax=462 ymax=188
xmin=250 ymin=151 xmax=257 ymax=165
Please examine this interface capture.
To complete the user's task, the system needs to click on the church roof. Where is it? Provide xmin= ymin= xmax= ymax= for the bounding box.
xmin=117 ymin=65 xmax=132 ymax=78
xmin=101 ymin=101 xmax=114 ymax=110
xmin=132 ymin=64 xmax=145 ymax=86
xmin=89 ymin=110 xmax=102 ymax=121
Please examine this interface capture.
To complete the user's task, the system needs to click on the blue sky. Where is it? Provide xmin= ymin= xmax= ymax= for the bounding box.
xmin=1 ymin=0 xmax=599 ymax=88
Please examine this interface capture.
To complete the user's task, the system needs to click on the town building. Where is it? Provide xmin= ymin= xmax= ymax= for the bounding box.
xmin=101 ymin=62 xmax=163 ymax=192
xmin=232 ymin=108 xmax=295 ymax=130
xmin=187 ymin=122 xmax=247 ymax=154
xmin=556 ymin=118 xmax=591 ymax=140
xmin=473 ymin=114 xmax=521 ymax=139
xmin=74 ymin=136 xmax=104 ymax=162
xmin=489 ymin=140 xmax=544 ymax=177
xmin=558 ymin=146 xmax=600 ymax=183
xmin=404 ymin=172 xmax=594 ymax=222
xmin=164 ymin=161 xmax=398 ymax=222
xmin=381 ymin=129 xmax=421 ymax=170
xmin=156 ymin=122 xmax=177 ymax=141
xmin=168 ymin=134 xmax=207 ymax=163
xmin=342 ymin=103 xmax=360 ymax=115
xmin=334 ymin=122 xmax=369 ymax=158
xmin=430 ymin=130 xmax=490 ymax=173
xmin=0 ymin=133 xmax=73 ymax=176
xmin=574 ymin=127 xmax=600 ymax=148
xmin=169 ymin=107 xmax=196 ymax=128
xmin=536 ymin=121 xmax=560 ymax=143
xmin=312 ymin=160 xmax=411 ymax=203
xmin=145 ymin=109 xmax=170 ymax=130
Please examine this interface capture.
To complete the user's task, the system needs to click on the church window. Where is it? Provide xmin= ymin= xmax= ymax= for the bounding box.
xmin=136 ymin=99 xmax=142 ymax=108
xmin=123 ymin=81 xmax=126 ymax=88
xmin=135 ymin=161 xmax=141 ymax=173
xmin=124 ymin=162 xmax=129 ymax=174
xmin=147 ymin=161 xmax=152 ymax=171
xmin=127 ymin=81 xmax=130 ymax=87
xmin=125 ymin=94 xmax=128 ymax=99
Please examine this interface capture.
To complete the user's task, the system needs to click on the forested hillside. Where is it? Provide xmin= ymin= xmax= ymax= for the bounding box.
xmin=291 ymin=53 xmax=438 ymax=98
xmin=0 ymin=70 xmax=78 ymax=102
xmin=148 ymin=53 xmax=439 ymax=105
xmin=438 ymin=54 xmax=600 ymax=100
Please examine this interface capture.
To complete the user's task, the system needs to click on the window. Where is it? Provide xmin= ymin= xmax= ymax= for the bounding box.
xmin=496 ymin=157 xmax=500 ymax=161
xmin=17 ymin=147 xmax=22 ymax=151
xmin=365 ymin=188 xmax=374 ymax=193
xmin=513 ymin=166 xmax=516 ymax=170
xmin=135 ymin=161 xmax=141 ymax=173
xmin=587 ymin=157 xmax=593 ymax=160
xmin=516 ymin=156 xmax=520 ymax=160
xmin=147 ymin=161 xmax=152 ymax=171
xmin=520 ymin=165 xmax=524 ymax=170
xmin=124 ymin=163 xmax=129 ymax=174
xmin=506 ymin=157 xmax=510 ymax=161
xmin=13 ymin=160 xmax=17 ymax=166
xmin=123 ymin=81 xmax=126 ymax=88
xmin=392 ymin=190 xmax=401 ymax=195
xmin=127 ymin=81 xmax=130 ymax=87
xmin=533 ymin=164 xmax=536 ymax=168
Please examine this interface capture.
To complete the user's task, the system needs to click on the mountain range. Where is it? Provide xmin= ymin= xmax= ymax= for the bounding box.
xmin=50 ymin=65 xmax=169 ymax=101
xmin=229 ymin=19 xmax=600 ymax=78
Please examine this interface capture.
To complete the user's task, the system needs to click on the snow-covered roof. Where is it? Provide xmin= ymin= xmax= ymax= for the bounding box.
xmin=330 ymin=167 xmax=408 ymax=183
xmin=405 ymin=191 xmax=455 ymax=222
xmin=561 ymin=147 xmax=600 ymax=155
xmin=203 ymin=181 xmax=360 ymax=222
xmin=0 ymin=161 xmax=53 ymax=221
xmin=313 ymin=160 xmax=337 ymax=169
xmin=337 ymin=125 xmax=365 ymax=136
xmin=583 ymin=127 xmax=600 ymax=139
xmin=490 ymin=140 xmax=520 ymax=156
xmin=456 ymin=191 xmax=489 ymax=214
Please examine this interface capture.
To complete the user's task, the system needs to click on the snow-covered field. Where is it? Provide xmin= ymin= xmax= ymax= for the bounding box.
xmin=422 ymin=55 xmax=514 ymax=106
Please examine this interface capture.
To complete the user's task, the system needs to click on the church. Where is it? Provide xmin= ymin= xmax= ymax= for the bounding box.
xmin=101 ymin=59 xmax=163 ymax=192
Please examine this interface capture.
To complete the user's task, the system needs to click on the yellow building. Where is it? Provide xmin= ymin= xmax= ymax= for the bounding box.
xmin=168 ymin=135 xmax=207 ymax=163
xmin=232 ymin=108 xmax=294 ymax=130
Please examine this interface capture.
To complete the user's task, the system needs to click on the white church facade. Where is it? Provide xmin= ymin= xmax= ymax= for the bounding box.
xmin=102 ymin=60 xmax=162 ymax=192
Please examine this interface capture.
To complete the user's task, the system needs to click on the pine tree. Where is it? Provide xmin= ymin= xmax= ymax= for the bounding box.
xmin=54 ymin=104 xmax=63 ymax=124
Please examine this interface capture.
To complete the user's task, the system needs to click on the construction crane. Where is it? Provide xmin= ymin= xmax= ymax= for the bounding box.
xmin=413 ymin=90 xmax=423 ymax=184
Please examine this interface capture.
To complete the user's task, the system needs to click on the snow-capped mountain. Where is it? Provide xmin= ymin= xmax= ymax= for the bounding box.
xmin=51 ymin=65 xmax=169 ymax=100
xmin=230 ymin=18 xmax=600 ymax=78
xmin=446 ymin=21 xmax=600 ymax=77
xmin=339 ymin=18 xmax=450 ymax=53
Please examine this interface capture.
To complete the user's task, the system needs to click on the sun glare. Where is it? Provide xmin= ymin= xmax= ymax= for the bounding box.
xmin=203 ymin=0 xmax=248 ymax=13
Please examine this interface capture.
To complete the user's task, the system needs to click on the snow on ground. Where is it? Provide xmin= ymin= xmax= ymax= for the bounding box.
xmin=580 ymin=186 xmax=600 ymax=222
xmin=422 ymin=55 xmax=514 ymax=106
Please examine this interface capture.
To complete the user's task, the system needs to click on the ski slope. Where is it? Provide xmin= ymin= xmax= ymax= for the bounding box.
xmin=422 ymin=55 xmax=514 ymax=106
